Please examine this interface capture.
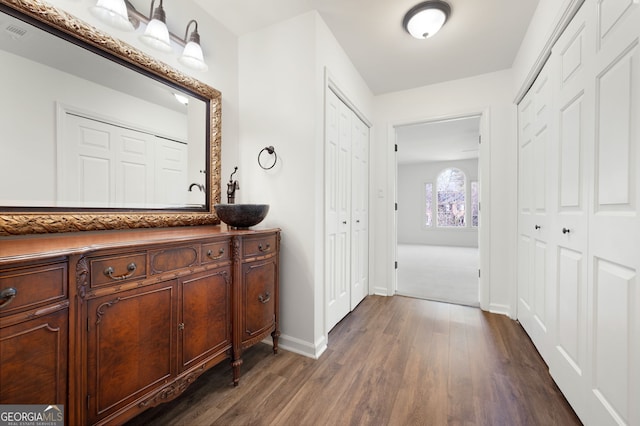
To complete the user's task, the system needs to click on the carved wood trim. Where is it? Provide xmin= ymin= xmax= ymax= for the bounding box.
xmin=0 ymin=0 xmax=222 ymax=236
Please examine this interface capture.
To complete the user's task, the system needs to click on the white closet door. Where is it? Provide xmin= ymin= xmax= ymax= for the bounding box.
xmin=325 ymin=88 xmax=370 ymax=331
xmin=351 ymin=114 xmax=369 ymax=309
xmin=61 ymin=114 xmax=155 ymax=208
xmin=154 ymin=138 xmax=188 ymax=207
xmin=587 ymin=1 xmax=639 ymax=424
xmin=548 ymin=4 xmax=592 ymax=419
xmin=326 ymin=89 xmax=352 ymax=331
xmin=517 ymin=63 xmax=555 ymax=364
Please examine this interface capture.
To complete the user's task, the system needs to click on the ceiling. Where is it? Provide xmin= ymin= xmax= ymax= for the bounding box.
xmin=193 ymin=0 xmax=540 ymax=95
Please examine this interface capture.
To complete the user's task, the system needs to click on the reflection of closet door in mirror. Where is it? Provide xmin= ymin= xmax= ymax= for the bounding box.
xmin=59 ymin=113 xmax=187 ymax=208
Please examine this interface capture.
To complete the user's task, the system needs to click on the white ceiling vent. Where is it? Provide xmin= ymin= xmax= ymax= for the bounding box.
xmin=4 ymin=23 xmax=28 ymax=40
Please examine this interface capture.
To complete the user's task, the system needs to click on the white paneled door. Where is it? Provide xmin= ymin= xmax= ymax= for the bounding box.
xmin=517 ymin=1 xmax=639 ymax=424
xmin=325 ymin=88 xmax=369 ymax=332
xmin=587 ymin=1 xmax=639 ymax=424
xmin=517 ymin=62 xmax=555 ymax=364
xmin=59 ymin=113 xmax=187 ymax=208
xmin=548 ymin=3 xmax=592 ymax=418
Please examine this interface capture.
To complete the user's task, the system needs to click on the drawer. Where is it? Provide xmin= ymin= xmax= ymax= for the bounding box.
xmin=242 ymin=234 xmax=277 ymax=259
xmin=89 ymin=253 xmax=147 ymax=287
xmin=150 ymin=244 xmax=199 ymax=274
xmin=0 ymin=261 xmax=67 ymax=316
xmin=201 ymin=240 xmax=230 ymax=264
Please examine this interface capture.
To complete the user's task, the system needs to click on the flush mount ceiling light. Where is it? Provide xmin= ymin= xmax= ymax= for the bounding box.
xmin=403 ymin=0 xmax=451 ymax=39
xmin=90 ymin=0 xmax=209 ymax=72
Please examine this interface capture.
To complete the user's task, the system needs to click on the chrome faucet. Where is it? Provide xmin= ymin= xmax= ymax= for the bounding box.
xmin=227 ymin=166 xmax=239 ymax=204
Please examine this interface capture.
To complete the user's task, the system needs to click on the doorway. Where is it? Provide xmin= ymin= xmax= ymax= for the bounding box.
xmin=395 ymin=115 xmax=481 ymax=307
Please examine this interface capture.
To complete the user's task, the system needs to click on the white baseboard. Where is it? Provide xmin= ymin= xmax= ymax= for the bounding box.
xmin=263 ymin=333 xmax=327 ymax=359
xmin=488 ymin=303 xmax=512 ymax=317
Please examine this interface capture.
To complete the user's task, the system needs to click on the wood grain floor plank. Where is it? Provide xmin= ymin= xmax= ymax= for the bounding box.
xmin=126 ymin=296 xmax=581 ymax=426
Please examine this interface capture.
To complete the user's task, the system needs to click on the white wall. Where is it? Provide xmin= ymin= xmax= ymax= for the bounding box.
xmin=398 ymin=159 xmax=478 ymax=247
xmin=239 ymin=11 xmax=373 ymax=358
xmin=373 ymin=69 xmax=517 ymax=315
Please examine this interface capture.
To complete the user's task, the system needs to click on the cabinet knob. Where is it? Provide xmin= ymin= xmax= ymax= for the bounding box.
xmin=178 ymin=323 xmax=185 ymax=331
xmin=562 ymin=228 xmax=571 ymax=234
xmin=0 ymin=287 xmax=17 ymax=310
xmin=258 ymin=292 xmax=271 ymax=304
xmin=535 ymin=225 xmax=541 ymax=230
xmin=104 ymin=262 xmax=137 ymax=281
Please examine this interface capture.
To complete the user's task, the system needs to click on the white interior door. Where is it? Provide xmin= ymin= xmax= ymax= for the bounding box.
xmin=326 ymin=89 xmax=351 ymax=331
xmin=548 ymin=4 xmax=592 ymax=419
xmin=517 ymin=63 xmax=555 ymax=364
xmin=587 ymin=1 xmax=639 ymax=424
xmin=325 ymin=88 xmax=370 ymax=331
xmin=351 ymin=113 xmax=369 ymax=309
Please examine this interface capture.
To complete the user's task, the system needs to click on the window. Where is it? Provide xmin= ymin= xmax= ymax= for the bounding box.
xmin=437 ymin=168 xmax=466 ymax=227
xmin=425 ymin=183 xmax=433 ymax=227
xmin=471 ymin=181 xmax=479 ymax=227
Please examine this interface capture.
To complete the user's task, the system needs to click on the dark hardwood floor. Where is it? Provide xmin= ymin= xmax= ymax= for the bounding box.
xmin=126 ymin=295 xmax=582 ymax=426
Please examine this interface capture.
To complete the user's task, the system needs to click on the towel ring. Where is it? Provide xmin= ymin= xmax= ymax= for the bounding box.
xmin=258 ymin=146 xmax=277 ymax=170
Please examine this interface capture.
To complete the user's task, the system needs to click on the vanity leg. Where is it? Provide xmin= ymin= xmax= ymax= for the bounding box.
xmin=231 ymin=358 xmax=243 ymax=386
xmin=271 ymin=329 xmax=280 ymax=355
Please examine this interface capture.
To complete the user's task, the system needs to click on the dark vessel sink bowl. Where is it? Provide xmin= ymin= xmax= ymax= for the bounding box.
xmin=215 ymin=204 xmax=269 ymax=229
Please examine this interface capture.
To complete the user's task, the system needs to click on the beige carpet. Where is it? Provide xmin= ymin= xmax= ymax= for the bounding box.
xmin=397 ymin=244 xmax=479 ymax=307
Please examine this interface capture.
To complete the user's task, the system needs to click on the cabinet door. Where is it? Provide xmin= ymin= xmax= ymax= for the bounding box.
xmin=241 ymin=259 xmax=276 ymax=346
xmin=0 ymin=307 xmax=68 ymax=405
xmin=179 ymin=267 xmax=231 ymax=371
xmin=86 ymin=282 xmax=176 ymax=424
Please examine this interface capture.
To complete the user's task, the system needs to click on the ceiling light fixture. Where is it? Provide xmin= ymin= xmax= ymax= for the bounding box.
xmin=403 ymin=0 xmax=451 ymax=39
xmin=90 ymin=0 xmax=209 ymax=72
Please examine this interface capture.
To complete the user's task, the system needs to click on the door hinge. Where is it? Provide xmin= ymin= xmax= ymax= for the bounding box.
xmin=395 ymin=144 xmax=398 ymax=152
xmin=478 ymin=269 xmax=481 ymax=278
xmin=395 ymin=261 xmax=398 ymax=269
xmin=395 ymin=203 xmax=398 ymax=211
xmin=478 ymin=135 xmax=482 ymax=144
xmin=479 ymin=201 xmax=481 ymax=211
xmin=87 ymin=318 xmax=90 ymax=333
xmin=87 ymin=394 xmax=90 ymax=410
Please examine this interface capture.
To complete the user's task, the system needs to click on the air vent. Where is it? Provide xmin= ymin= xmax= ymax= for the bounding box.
xmin=5 ymin=24 xmax=28 ymax=39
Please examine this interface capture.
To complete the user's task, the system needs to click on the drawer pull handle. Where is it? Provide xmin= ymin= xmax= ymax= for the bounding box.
xmin=104 ymin=263 xmax=137 ymax=281
xmin=258 ymin=243 xmax=271 ymax=252
xmin=0 ymin=287 xmax=17 ymax=309
xmin=562 ymin=228 xmax=571 ymax=234
xmin=258 ymin=292 xmax=271 ymax=304
xmin=207 ymin=248 xmax=225 ymax=259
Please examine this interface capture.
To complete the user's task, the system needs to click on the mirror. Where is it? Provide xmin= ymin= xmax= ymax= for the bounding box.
xmin=0 ymin=1 xmax=221 ymax=235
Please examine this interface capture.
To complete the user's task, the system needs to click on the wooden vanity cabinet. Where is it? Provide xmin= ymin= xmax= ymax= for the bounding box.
xmin=0 ymin=258 xmax=69 ymax=406
xmin=0 ymin=226 xmax=279 ymax=425
xmin=232 ymin=232 xmax=280 ymax=384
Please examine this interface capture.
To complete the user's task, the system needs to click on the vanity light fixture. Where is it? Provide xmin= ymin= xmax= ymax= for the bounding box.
xmin=90 ymin=0 xmax=209 ymax=72
xmin=178 ymin=20 xmax=208 ymax=72
xmin=403 ymin=0 xmax=451 ymax=39
xmin=140 ymin=0 xmax=172 ymax=52
xmin=90 ymin=0 xmax=134 ymax=32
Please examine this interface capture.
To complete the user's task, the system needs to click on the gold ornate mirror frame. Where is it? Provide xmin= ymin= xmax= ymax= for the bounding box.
xmin=0 ymin=0 xmax=221 ymax=236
